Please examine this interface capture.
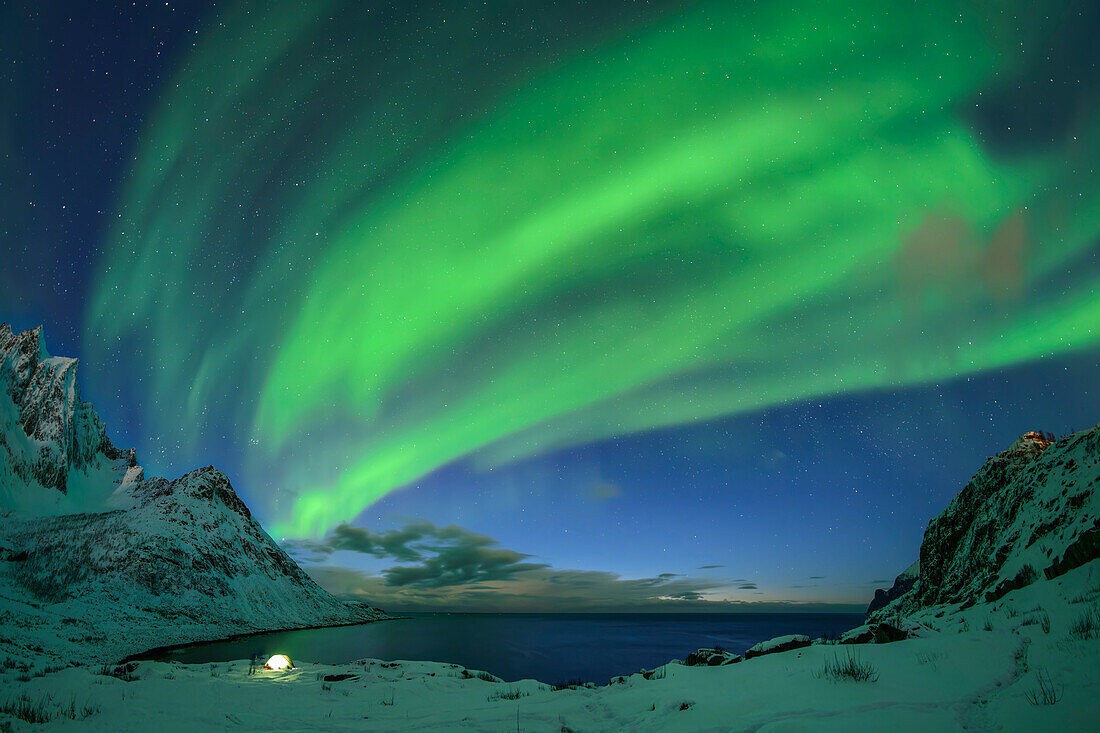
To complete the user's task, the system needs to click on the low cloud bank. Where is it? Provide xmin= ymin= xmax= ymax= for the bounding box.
xmin=287 ymin=521 xmax=865 ymax=614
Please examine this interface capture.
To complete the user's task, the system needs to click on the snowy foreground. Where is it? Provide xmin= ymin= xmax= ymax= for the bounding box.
xmin=4 ymin=562 xmax=1099 ymax=732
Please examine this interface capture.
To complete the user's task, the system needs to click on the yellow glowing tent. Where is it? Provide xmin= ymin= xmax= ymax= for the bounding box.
xmin=263 ymin=654 xmax=294 ymax=670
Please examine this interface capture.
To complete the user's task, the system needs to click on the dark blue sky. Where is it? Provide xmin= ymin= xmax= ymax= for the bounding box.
xmin=3 ymin=0 xmax=1097 ymax=612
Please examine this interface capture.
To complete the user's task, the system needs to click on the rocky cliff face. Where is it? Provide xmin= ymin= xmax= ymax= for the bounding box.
xmin=0 ymin=324 xmax=387 ymax=664
xmin=0 ymin=324 xmax=135 ymax=507
xmin=866 ymin=560 xmax=918 ymax=615
xmin=869 ymin=426 xmax=1100 ymax=621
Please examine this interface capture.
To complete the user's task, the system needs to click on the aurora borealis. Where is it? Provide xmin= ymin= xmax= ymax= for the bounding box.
xmin=5 ymin=0 xmax=1099 ymax=609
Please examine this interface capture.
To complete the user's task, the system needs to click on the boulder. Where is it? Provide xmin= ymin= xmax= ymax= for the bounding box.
xmin=684 ymin=648 xmax=742 ymax=666
xmin=744 ymin=634 xmax=811 ymax=659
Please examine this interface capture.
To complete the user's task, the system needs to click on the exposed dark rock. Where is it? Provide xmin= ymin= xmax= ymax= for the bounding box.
xmin=867 ymin=561 xmax=919 ymax=616
xmin=1044 ymin=522 xmax=1100 ymax=579
xmin=872 ymin=623 xmax=908 ymax=644
xmin=684 ymin=648 xmax=742 ymax=666
xmin=985 ymin=563 xmax=1039 ymax=603
xmin=0 ymin=546 xmax=28 ymax=561
xmin=744 ymin=634 xmax=811 ymax=659
xmin=839 ymin=626 xmax=874 ymax=645
xmin=839 ymin=623 xmax=909 ymax=645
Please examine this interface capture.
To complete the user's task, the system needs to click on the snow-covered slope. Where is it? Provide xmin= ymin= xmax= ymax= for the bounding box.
xmin=0 ymin=324 xmax=388 ymax=667
xmin=870 ymin=427 xmax=1100 ymax=622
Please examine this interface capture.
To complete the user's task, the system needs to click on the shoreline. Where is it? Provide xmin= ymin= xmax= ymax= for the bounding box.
xmin=122 ymin=614 xmax=413 ymax=664
xmin=123 ymin=610 xmax=866 ymax=684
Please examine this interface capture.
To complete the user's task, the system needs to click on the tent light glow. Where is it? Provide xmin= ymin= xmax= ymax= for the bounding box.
xmin=263 ymin=654 xmax=293 ymax=671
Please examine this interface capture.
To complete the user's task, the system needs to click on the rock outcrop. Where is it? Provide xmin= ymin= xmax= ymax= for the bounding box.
xmin=744 ymin=634 xmax=811 ymax=659
xmin=684 ymin=648 xmax=742 ymax=666
xmin=867 ymin=560 xmax=919 ymax=615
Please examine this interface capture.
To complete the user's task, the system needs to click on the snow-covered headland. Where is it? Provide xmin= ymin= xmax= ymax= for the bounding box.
xmin=2 ymin=323 xmax=1099 ymax=731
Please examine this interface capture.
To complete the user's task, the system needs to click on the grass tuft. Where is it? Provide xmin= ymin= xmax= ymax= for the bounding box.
xmin=1068 ymin=608 xmax=1098 ymax=640
xmin=1024 ymin=668 xmax=1063 ymax=706
xmin=487 ymin=687 xmax=528 ymax=701
xmin=915 ymin=651 xmax=942 ymax=666
xmin=0 ymin=693 xmax=99 ymax=723
xmin=97 ymin=663 xmax=139 ymax=682
xmin=815 ymin=650 xmax=879 ymax=683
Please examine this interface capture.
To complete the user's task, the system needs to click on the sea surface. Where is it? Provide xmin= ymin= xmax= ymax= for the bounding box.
xmin=145 ymin=612 xmax=864 ymax=683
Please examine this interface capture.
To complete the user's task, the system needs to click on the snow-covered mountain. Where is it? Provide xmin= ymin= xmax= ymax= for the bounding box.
xmin=0 ymin=324 xmax=387 ymax=666
xmin=869 ymin=426 xmax=1100 ymax=621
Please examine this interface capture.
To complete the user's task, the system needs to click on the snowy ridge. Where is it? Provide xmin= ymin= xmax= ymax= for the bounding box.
xmin=0 ymin=324 xmax=388 ymax=666
xmin=869 ymin=426 xmax=1100 ymax=621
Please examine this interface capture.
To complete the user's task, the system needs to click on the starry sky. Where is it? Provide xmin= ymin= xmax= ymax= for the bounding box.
xmin=2 ymin=0 xmax=1098 ymax=613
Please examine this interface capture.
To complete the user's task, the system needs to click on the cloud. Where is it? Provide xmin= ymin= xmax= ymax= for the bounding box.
xmin=809 ymin=576 xmax=825 ymax=580
xmin=307 ymin=564 xmax=859 ymax=614
xmin=287 ymin=520 xmax=549 ymax=589
xmin=384 ymin=546 xmax=549 ymax=589
xmin=292 ymin=521 xmax=866 ymax=613
xmin=697 ymin=564 xmax=724 ymax=570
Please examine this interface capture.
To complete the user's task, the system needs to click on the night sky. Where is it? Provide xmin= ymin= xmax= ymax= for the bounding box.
xmin=3 ymin=0 xmax=1097 ymax=612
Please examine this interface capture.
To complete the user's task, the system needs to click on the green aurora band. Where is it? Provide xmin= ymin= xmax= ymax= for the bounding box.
xmin=87 ymin=0 xmax=1100 ymax=537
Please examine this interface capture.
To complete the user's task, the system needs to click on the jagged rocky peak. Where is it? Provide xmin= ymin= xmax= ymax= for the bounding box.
xmin=1007 ymin=430 xmax=1055 ymax=454
xmin=0 ymin=323 xmax=49 ymax=393
xmin=132 ymin=465 xmax=252 ymax=520
xmin=869 ymin=424 xmax=1100 ymax=621
xmin=0 ymin=323 xmax=135 ymax=504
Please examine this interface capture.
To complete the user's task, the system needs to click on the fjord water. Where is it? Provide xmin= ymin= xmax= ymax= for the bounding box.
xmin=149 ymin=612 xmax=864 ymax=683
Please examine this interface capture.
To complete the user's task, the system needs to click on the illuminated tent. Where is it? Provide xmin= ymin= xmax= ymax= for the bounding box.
xmin=263 ymin=654 xmax=294 ymax=670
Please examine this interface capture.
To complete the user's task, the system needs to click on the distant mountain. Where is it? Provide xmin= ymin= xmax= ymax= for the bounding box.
xmin=0 ymin=324 xmax=387 ymax=664
xmin=868 ymin=426 xmax=1100 ymax=621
